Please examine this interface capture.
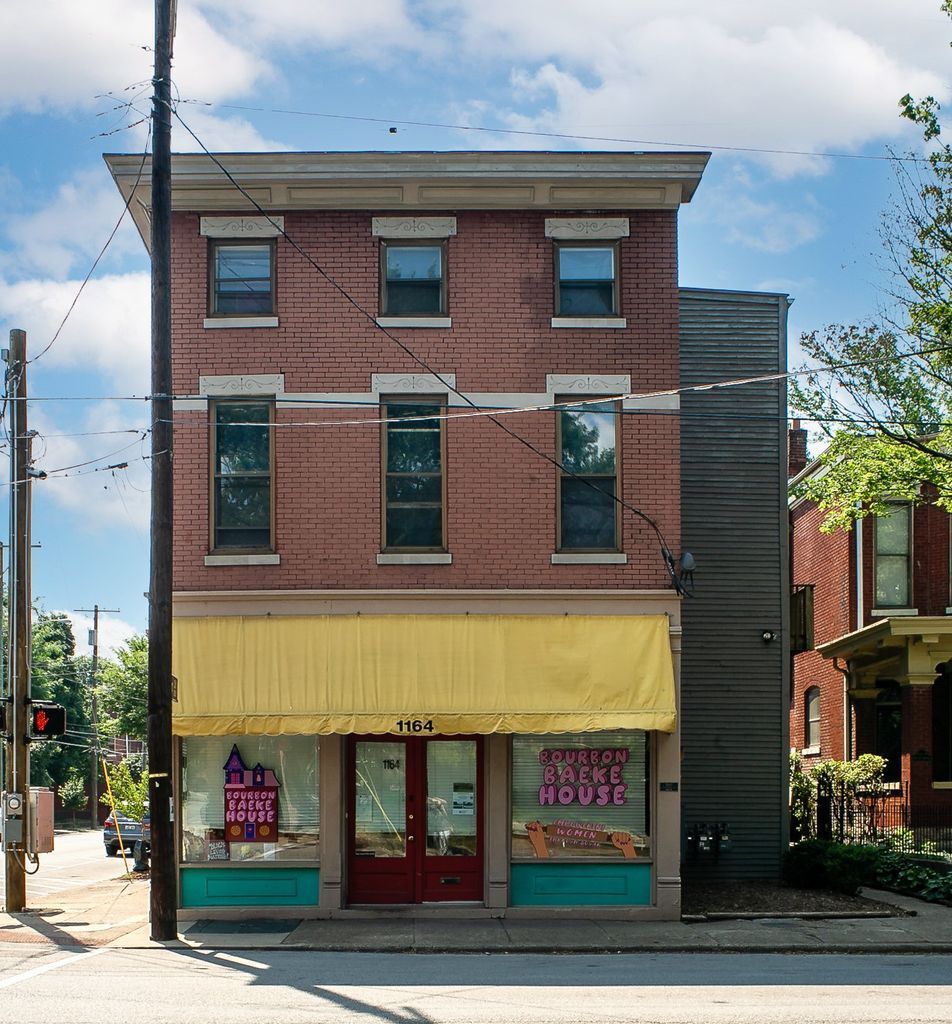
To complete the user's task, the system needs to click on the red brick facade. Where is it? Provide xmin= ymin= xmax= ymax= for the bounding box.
xmin=171 ymin=209 xmax=681 ymax=594
xmin=791 ymin=488 xmax=952 ymax=809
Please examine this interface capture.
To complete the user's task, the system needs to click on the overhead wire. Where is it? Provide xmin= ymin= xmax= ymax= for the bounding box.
xmin=177 ymin=97 xmax=932 ymax=165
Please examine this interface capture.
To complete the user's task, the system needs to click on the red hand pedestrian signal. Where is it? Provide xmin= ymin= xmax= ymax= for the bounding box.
xmin=30 ymin=702 xmax=66 ymax=739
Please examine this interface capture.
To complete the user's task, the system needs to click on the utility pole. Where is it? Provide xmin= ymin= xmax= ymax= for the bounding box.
xmin=4 ymin=329 xmax=32 ymax=913
xmin=148 ymin=0 xmax=176 ymax=941
xmin=74 ymin=605 xmax=120 ymax=827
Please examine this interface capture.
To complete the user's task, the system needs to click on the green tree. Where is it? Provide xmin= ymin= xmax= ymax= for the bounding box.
xmin=96 ymin=634 xmax=148 ymax=741
xmin=790 ymin=1 xmax=952 ymax=530
xmin=30 ymin=614 xmax=91 ymax=791
xmin=100 ymin=757 xmax=148 ymax=822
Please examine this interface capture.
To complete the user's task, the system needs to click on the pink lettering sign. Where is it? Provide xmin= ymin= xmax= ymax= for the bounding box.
xmin=222 ymin=744 xmax=281 ymax=843
xmin=537 ymin=748 xmax=629 ymax=806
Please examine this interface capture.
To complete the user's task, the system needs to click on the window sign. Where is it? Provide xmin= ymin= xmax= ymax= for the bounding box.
xmin=223 ymin=745 xmax=280 ymax=842
xmin=182 ymin=735 xmax=319 ymax=863
xmin=512 ymin=731 xmax=648 ymax=860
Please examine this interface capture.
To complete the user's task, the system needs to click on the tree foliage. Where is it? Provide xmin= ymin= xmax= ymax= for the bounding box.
xmin=96 ymin=634 xmax=148 ymax=741
xmin=100 ymin=757 xmax=148 ymax=822
xmin=790 ymin=2 xmax=952 ymax=530
xmin=30 ymin=614 xmax=91 ymax=790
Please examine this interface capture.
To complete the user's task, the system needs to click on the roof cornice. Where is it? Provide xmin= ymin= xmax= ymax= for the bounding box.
xmin=103 ymin=150 xmax=711 ymax=250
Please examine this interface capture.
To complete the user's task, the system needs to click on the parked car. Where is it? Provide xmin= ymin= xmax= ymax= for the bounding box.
xmin=103 ymin=813 xmax=144 ymax=857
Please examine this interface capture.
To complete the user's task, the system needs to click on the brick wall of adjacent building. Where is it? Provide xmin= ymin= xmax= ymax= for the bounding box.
xmin=790 ymin=499 xmax=855 ymax=763
xmin=170 ymin=208 xmax=682 ymax=593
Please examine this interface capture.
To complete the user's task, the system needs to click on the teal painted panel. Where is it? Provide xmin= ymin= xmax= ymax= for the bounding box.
xmin=180 ymin=868 xmax=319 ymax=907
xmin=510 ymin=863 xmax=651 ymax=906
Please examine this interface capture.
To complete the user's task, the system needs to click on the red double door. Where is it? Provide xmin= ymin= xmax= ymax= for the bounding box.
xmin=347 ymin=735 xmax=483 ymax=904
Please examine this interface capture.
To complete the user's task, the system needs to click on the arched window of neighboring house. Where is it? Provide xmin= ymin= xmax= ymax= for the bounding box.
xmin=933 ymin=664 xmax=952 ymax=784
xmin=805 ymin=687 xmax=821 ymax=750
xmin=875 ymin=682 xmax=902 ymax=783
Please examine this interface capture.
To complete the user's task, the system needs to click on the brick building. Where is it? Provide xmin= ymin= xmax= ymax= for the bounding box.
xmin=106 ymin=151 xmax=790 ymax=917
xmin=790 ymin=451 xmax=952 ymax=814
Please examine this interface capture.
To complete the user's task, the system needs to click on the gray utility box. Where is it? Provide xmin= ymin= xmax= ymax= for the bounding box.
xmin=30 ymin=788 xmax=54 ymax=854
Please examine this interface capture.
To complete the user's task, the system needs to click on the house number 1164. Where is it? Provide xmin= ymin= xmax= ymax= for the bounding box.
xmin=396 ymin=719 xmax=434 ymax=733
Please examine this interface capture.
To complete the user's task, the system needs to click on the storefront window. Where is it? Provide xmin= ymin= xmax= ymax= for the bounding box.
xmin=511 ymin=731 xmax=649 ymax=860
xmin=182 ymin=735 xmax=319 ymax=863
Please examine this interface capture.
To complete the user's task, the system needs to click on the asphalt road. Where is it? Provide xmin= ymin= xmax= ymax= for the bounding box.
xmin=0 ymin=828 xmax=129 ymax=904
xmin=0 ymin=950 xmax=949 ymax=1023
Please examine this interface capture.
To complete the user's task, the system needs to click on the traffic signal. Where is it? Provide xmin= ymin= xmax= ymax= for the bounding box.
xmin=29 ymin=702 xmax=66 ymax=739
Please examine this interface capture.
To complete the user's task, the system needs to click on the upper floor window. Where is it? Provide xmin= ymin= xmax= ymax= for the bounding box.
xmin=555 ymin=244 xmax=618 ymax=317
xmin=804 ymin=687 xmax=821 ymax=749
xmin=875 ymin=503 xmax=912 ymax=607
xmin=212 ymin=401 xmax=272 ymax=551
xmin=210 ymin=241 xmax=275 ymax=316
xmin=380 ymin=242 xmax=446 ymax=316
xmin=557 ymin=400 xmax=619 ymax=551
xmin=382 ymin=398 xmax=445 ymax=551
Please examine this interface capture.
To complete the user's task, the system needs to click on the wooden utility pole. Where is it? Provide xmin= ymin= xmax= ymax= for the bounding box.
xmin=75 ymin=605 xmax=120 ymax=827
xmin=4 ymin=329 xmax=31 ymax=913
xmin=148 ymin=0 xmax=176 ymax=941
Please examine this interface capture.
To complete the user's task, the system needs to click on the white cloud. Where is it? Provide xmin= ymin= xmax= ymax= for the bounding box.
xmin=31 ymin=403 xmax=151 ymax=534
xmin=170 ymin=106 xmax=287 ymax=152
xmin=445 ymin=2 xmax=951 ymax=175
xmin=63 ymin=609 xmax=141 ymax=658
xmin=0 ymin=0 xmax=267 ymax=117
xmin=0 ymin=272 xmax=149 ymax=392
xmin=2 ymin=170 xmax=142 ymax=280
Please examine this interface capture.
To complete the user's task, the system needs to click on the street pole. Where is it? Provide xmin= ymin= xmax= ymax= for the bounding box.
xmin=74 ymin=604 xmax=120 ymax=827
xmin=4 ymin=329 xmax=31 ymax=913
xmin=148 ymin=0 xmax=176 ymax=941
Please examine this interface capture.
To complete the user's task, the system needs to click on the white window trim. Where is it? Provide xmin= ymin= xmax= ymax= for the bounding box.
xmin=203 ymin=316 xmax=279 ymax=329
xmin=376 ymin=552 xmax=453 ymax=565
xmin=199 ymin=374 xmax=285 ymax=398
xmin=372 ymin=217 xmax=457 ymax=238
xmin=372 ymin=373 xmax=456 ymax=394
xmin=871 ymin=607 xmax=919 ymax=617
xmin=200 ymin=216 xmax=285 ymax=238
xmin=204 ymin=553 xmax=281 ymax=567
xmin=375 ymin=317 xmax=451 ymax=329
xmin=545 ymin=218 xmax=629 ymax=239
xmin=551 ymin=317 xmax=627 ymax=329
xmin=551 ymin=553 xmax=627 ymax=565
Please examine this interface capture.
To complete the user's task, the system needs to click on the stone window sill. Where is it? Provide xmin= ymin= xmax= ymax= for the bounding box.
xmin=801 ymin=746 xmax=820 ymax=757
xmin=203 ymin=316 xmax=279 ymax=329
xmin=204 ymin=553 xmax=281 ymax=567
xmin=375 ymin=317 xmax=452 ymax=329
xmin=377 ymin=552 xmax=453 ymax=565
xmin=551 ymin=552 xmax=628 ymax=564
xmin=550 ymin=317 xmax=627 ymax=329
xmin=932 ymin=781 xmax=952 ymax=790
xmin=870 ymin=607 xmax=919 ymax=617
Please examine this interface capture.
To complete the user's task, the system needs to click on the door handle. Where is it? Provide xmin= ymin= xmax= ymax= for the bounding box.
xmin=408 ymin=834 xmax=415 ymax=842
xmin=408 ymin=814 xmax=414 ymax=820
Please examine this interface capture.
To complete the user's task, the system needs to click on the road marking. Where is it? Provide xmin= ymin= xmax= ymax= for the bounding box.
xmin=0 ymin=947 xmax=110 ymax=989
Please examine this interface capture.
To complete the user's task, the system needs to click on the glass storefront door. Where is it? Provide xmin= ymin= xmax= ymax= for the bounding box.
xmin=348 ymin=736 xmax=482 ymax=904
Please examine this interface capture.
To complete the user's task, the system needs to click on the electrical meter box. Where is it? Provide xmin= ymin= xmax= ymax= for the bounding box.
xmin=1 ymin=791 xmax=25 ymax=849
xmin=29 ymin=788 xmax=54 ymax=854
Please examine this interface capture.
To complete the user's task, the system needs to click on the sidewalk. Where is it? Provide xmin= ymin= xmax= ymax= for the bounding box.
xmin=1 ymin=880 xmax=951 ymax=954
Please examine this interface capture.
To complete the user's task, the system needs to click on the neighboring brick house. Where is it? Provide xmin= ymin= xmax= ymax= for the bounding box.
xmin=790 ymin=447 xmax=952 ymax=814
xmin=106 ymin=151 xmax=789 ymax=917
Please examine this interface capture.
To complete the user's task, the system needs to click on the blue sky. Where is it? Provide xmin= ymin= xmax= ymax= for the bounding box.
xmin=0 ymin=1 xmax=950 ymax=647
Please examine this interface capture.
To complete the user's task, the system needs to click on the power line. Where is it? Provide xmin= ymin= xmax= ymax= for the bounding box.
xmin=28 ymin=126 xmax=152 ymax=367
xmin=177 ymin=97 xmax=931 ymax=165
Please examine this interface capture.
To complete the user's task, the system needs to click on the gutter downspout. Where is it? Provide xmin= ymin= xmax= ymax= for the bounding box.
xmin=847 ymin=513 xmax=863 ymax=761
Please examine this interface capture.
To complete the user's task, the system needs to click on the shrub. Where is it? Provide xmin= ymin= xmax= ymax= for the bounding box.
xmin=784 ymin=839 xmax=881 ymax=895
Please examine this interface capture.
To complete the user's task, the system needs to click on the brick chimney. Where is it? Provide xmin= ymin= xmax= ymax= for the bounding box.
xmin=788 ymin=419 xmax=808 ymax=478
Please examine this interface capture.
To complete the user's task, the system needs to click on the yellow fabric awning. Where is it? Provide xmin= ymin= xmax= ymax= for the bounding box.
xmin=171 ymin=613 xmax=676 ymax=736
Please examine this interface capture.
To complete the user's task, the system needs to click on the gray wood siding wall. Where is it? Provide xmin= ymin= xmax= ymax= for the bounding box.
xmin=679 ymin=288 xmax=790 ymax=881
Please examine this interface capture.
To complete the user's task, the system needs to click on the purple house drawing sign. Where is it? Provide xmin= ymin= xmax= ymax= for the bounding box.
xmin=223 ymin=745 xmax=280 ymax=843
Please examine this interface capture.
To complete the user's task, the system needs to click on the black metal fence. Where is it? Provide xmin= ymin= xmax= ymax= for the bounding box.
xmin=807 ymin=780 xmax=952 ymax=853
